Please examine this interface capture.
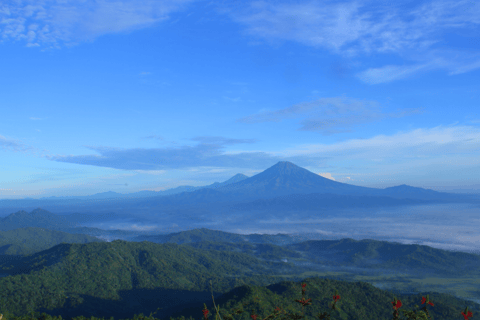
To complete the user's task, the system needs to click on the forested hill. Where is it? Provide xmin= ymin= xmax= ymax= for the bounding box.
xmin=0 ymin=239 xmax=307 ymax=320
xmin=0 ymin=227 xmax=106 ymax=256
xmin=0 ymin=238 xmax=479 ymax=320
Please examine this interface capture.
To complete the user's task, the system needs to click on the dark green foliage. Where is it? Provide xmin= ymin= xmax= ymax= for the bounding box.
xmin=168 ymin=277 xmax=480 ymax=320
xmin=0 ymin=227 xmax=106 ymax=256
xmin=0 ymin=227 xmax=479 ymax=320
xmin=0 ymin=239 xmax=310 ymax=320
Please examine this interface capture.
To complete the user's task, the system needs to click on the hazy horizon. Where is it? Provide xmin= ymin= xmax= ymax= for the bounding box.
xmin=2 ymin=202 xmax=479 ymax=258
xmin=1 ymin=0 xmax=480 ymax=200
xmin=7 ymin=185 xmax=480 ymax=201
xmin=95 ymin=202 xmax=480 ymax=256
xmin=6 ymin=174 xmax=480 ymax=200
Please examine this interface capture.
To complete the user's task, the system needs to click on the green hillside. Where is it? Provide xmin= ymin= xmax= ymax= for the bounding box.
xmin=0 ymin=227 xmax=106 ymax=257
xmin=167 ymin=277 xmax=480 ymax=320
xmin=131 ymin=227 xmax=299 ymax=246
xmin=0 ymin=238 xmax=479 ymax=320
xmin=0 ymin=239 xmax=309 ymax=320
xmin=0 ymin=225 xmax=479 ymax=320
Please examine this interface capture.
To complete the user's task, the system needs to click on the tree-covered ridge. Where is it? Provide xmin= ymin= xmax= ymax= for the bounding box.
xmin=0 ymin=238 xmax=479 ymax=320
xmin=131 ymin=228 xmax=303 ymax=246
xmin=2 ymin=224 xmax=480 ymax=281
xmin=285 ymin=239 xmax=480 ymax=278
xmin=0 ymin=239 xmax=310 ymax=320
xmin=0 ymin=231 xmax=479 ymax=320
xmin=0 ymin=227 xmax=106 ymax=257
xmin=140 ymin=230 xmax=480 ymax=279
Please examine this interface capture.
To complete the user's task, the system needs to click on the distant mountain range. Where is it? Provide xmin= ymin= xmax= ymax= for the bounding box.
xmin=2 ymin=161 xmax=478 ymax=206
xmin=1 ymin=161 xmax=479 ymax=227
xmin=22 ymin=173 xmax=251 ymax=201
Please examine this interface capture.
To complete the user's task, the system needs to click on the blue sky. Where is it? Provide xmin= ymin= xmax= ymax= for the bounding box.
xmin=1 ymin=0 xmax=480 ymax=200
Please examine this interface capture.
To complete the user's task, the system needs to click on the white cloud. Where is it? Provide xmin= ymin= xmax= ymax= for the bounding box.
xmin=318 ymin=172 xmax=335 ymax=180
xmin=43 ymin=122 xmax=480 ymax=186
xmin=0 ymin=0 xmax=196 ymax=48
xmin=275 ymin=124 xmax=480 ymax=175
xmin=355 ymin=63 xmax=432 ymax=84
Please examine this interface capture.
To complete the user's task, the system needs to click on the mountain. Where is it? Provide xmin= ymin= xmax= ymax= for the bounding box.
xmin=1 ymin=161 xmax=479 ymax=221
xmin=379 ymin=184 xmax=466 ymax=201
xmin=39 ymin=191 xmax=125 ymax=200
xmin=130 ymin=161 xmax=478 ymax=211
xmin=211 ymin=161 xmax=379 ymax=200
xmin=182 ymin=161 xmax=479 ymax=203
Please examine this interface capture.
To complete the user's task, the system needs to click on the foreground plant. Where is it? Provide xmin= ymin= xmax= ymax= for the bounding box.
xmin=0 ymin=279 xmax=475 ymax=320
xmin=200 ymin=280 xmax=474 ymax=320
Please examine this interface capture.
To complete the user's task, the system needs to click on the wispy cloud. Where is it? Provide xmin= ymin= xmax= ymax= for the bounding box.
xmin=356 ymin=63 xmax=433 ymax=85
xmin=43 ymin=124 xmax=480 ymax=179
xmin=0 ymin=134 xmax=32 ymax=152
xmin=448 ymin=58 xmax=480 ymax=75
xmin=44 ymin=136 xmax=281 ymax=171
xmin=3 ymin=0 xmax=479 ymax=83
xmin=0 ymin=0 xmax=195 ymax=48
xmin=216 ymin=0 xmax=480 ymax=83
xmin=277 ymin=124 xmax=480 ymax=162
xmin=237 ymin=96 xmax=425 ymax=135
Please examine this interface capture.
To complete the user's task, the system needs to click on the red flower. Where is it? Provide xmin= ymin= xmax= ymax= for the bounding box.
xmin=462 ymin=309 xmax=473 ymax=320
xmin=203 ymin=309 xmax=209 ymax=319
xmin=391 ymin=299 xmax=402 ymax=310
xmin=421 ymin=295 xmax=434 ymax=307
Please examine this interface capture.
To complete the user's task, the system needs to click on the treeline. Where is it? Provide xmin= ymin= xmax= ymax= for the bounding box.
xmin=1 ymin=277 xmax=478 ymax=320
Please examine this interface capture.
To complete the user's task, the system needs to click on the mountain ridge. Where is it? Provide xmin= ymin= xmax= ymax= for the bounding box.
xmin=4 ymin=161 xmax=477 ymax=204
